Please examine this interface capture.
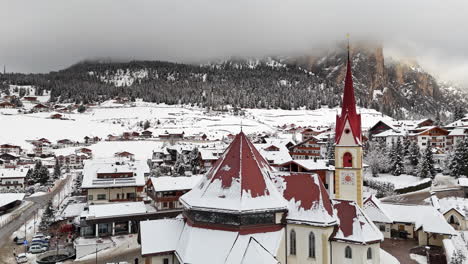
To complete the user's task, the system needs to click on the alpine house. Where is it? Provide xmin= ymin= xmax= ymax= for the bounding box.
xmin=139 ymin=50 xmax=383 ymax=264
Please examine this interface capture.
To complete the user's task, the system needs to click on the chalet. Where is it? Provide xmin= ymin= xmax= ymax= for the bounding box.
xmin=431 ymin=195 xmax=468 ymax=231
xmin=416 ymin=118 xmax=434 ymax=128
xmin=301 ymin=127 xmax=326 ymax=141
xmin=363 ymin=195 xmax=456 ymax=246
xmin=408 ymin=126 xmax=450 ymax=150
xmin=75 ymin=148 xmax=93 ymax=157
xmin=0 ymin=101 xmax=15 ymax=108
xmin=141 ymin=130 xmax=153 ymax=138
xmin=289 ymin=136 xmax=321 ymax=159
xmin=159 ymin=130 xmax=185 ymax=140
xmin=150 ymin=149 xmax=172 ymax=168
xmin=368 ymin=120 xmax=396 ymax=138
xmin=146 ymin=175 xmax=203 ymax=210
xmin=84 ymin=136 xmax=100 ymax=144
xmin=0 ymin=153 xmax=20 ymax=168
xmin=448 ymin=127 xmax=468 ymax=148
xmin=122 ymin=132 xmax=133 ymax=140
xmin=277 ymin=159 xmax=335 ymax=193
xmin=81 ymin=159 xmax=149 ymax=204
xmin=254 ymin=141 xmax=292 ymax=166
xmin=198 ymin=148 xmax=225 ymax=171
xmin=32 ymin=103 xmax=49 ymax=112
xmin=23 ymin=96 xmax=38 ymax=102
xmin=131 ymin=131 xmax=140 ymax=137
xmin=372 ymin=129 xmax=405 ymax=147
xmin=114 ymin=151 xmax=135 ymax=161
xmin=107 ymin=134 xmax=120 ymax=141
xmin=0 ymin=144 xmax=22 ymax=155
xmin=31 ymin=141 xmax=53 ymax=156
xmin=50 ymin=113 xmax=63 ymax=119
xmin=57 ymin=153 xmax=89 ymax=169
xmin=56 ymin=139 xmax=75 ymax=148
xmin=0 ymin=168 xmax=27 ymax=190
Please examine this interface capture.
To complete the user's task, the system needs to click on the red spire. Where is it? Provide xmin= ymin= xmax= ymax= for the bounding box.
xmin=335 ymin=49 xmax=362 ymax=144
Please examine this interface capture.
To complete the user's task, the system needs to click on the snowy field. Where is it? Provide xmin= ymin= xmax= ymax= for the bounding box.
xmin=365 ymin=174 xmax=428 ymax=189
xmin=0 ymin=101 xmax=393 ymax=152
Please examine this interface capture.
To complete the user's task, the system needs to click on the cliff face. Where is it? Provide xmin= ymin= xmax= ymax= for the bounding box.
xmin=302 ymin=44 xmax=455 ymax=119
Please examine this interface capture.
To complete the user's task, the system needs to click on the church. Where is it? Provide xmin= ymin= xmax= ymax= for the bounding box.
xmin=139 ymin=51 xmax=383 ymax=264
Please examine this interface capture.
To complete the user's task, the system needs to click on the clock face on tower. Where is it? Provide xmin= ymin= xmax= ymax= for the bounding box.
xmin=340 ymin=171 xmax=356 ymax=185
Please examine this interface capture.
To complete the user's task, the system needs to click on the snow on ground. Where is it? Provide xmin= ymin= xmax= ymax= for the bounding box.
xmin=410 ymin=253 xmax=428 ymax=264
xmin=380 ymin=249 xmax=400 ymax=264
xmin=29 ymin=191 xmax=47 ymax=197
xmin=75 ymin=234 xmax=139 ymax=261
xmin=0 ymin=101 xmax=393 ymax=152
xmin=445 ymin=231 xmax=468 ymax=264
xmin=366 ymin=174 xmax=428 ymax=189
xmin=0 ymin=201 xmax=32 ymax=229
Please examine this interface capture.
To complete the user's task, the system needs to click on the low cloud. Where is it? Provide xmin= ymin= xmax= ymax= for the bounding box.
xmin=1 ymin=0 xmax=467 ymax=85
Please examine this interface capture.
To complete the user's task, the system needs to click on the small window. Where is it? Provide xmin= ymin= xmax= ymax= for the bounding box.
xmin=309 ymin=232 xmax=315 ymax=258
xmin=290 ymin=229 xmax=296 ymax=255
xmin=345 ymin=246 xmax=352 ymax=259
xmin=450 ymin=215 xmax=456 ymax=224
xmin=163 ymin=258 xmax=169 ymax=264
xmin=367 ymin=248 xmax=372 ymax=259
xmin=97 ymin=194 xmax=106 ymax=200
xmin=379 ymin=225 xmax=386 ymax=232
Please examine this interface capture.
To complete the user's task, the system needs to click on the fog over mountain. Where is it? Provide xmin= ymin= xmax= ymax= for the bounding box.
xmin=1 ymin=0 xmax=468 ymax=86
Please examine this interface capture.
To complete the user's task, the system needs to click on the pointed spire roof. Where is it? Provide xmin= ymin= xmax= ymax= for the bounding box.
xmin=335 ymin=47 xmax=362 ymax=144
xmin=180 ymin=132 xmax=287 ymax=213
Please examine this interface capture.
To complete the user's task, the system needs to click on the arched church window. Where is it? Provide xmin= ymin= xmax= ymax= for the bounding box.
xmin=308 ymin=232 xmax=315 ymax=258
xmin=343 ymin=152 xmax=353 ymax=167
xmin=290 ymin=229 xmax=296 ymax=255
xmin=345 ymin=246 xmax=352 ymax=259
xmin=367 ymin=247 xmax=372 ymax=259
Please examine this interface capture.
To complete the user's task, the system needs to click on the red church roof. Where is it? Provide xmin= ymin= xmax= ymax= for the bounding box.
xmin=180 ymin=132 xmax=287 ymax=213
xmin=335 ymin=52 xmax=362 ymax=145
xmin=275 ymin=173 xmax=336 ymax=226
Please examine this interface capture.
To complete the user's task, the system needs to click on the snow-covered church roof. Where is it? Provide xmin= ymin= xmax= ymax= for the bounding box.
xmin=332 ymin=200 xmax=383 ymax=244
xmin=274 ymin=173 xmax=336 ymax=226
xmin=180 ymin=132 xmax=288 ymax=213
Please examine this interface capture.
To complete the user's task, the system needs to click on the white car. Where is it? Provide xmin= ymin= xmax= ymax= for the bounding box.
xmin=16 ymin=253 xmax=28 ymax=264
xmin=29 ymin=244 xmax=48 ymax=254
xmin=33 ymin=233 xmax=51 ymax=241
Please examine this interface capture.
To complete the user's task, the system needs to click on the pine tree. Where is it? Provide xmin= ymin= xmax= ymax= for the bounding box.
xmin=408 ymin=141 xmax=421 ymax=166
xmin=450 ymin=137 xmax=468 ymax=177
xmin=53 ymin=160 xmax=61 ymax=180
xmin=143 ymin=120 xmax=151 ymax=130
xmin=450 ymin=249 xmax=466 ymax=264
xmin=326 ymin=135 xmax=334 ymax=160
xmin=390 ymin=138 xmax=404 ymax=176
xmin=417 ymin=146 xmax=436 ymax=178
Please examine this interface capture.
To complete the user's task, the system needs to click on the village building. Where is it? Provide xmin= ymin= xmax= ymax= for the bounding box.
xmin=0 ymin=101 xmax=16 ymax=108
xmin=114 ymin=151 xmax=135 ymax=161
xmin=81 ymin=159 xmax=149 ymax=204
xmin=408 ymin=126 xmax=450 ymax=151
xmin=288 ymin=136 xmax=321 ymax=160
xmin=159 ymin=130 xmax=185 ymax=140
xmin=0 ymin=144 xmax=22 ymax=155
xmin=31 ymin=140 xmax=53 ymax=156
xmin=198 ymin=148 xmax=225 ymax=171
xmin=50 ymin=113 xmax=63 ymax=119
xmin=141 ymin=130 xmax=153 ymax=138
xmin=139 ymin=55 xmax=384 ymax=264
xmin=32 ymin=103 xmax=49 ymax=112
xmin=254 ymin=140 xmax=293 ymax=166
xmin=431 ymin=194 xmax=468 ymax=231
xmin=447 ymin=127 xmax=468 ymax=148
xmin=56 ymin=139 xmax=75 ymax=148
xmin=57 ymin=153 xmax=90 ymax=169
xmin=84 ymin=136 xmax=100 ymax=144
xmin=146 ymin=175 xmax=203 ymax=211
xmin=372 ymin=129 xmax=406 ymax=147
xmin=0 ymin=153 xmax=20 ymax=168
xmin=363 ymin=195 xmax=456 ymax=246
xmin=23 ymin=96 xmax=38 ymax=102
xmin=0 ymin=168 xmax=27 ymax=190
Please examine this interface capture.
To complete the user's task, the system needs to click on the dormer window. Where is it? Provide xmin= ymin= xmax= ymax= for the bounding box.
xmin=345 ymin=128 xmax=351 ymax=134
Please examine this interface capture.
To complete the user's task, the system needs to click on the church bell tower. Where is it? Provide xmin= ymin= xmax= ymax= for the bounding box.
xmin=334 ymin=45 xmax=364 ymax=207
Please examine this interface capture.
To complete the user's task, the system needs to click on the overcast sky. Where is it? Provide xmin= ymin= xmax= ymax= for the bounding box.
xmin=2 ymin=0 xmax=468 ymax=85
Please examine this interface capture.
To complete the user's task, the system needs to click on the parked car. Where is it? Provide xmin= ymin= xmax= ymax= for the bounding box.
xmin=15 ymin=253 xmax=28 ymax=264
xmin=33 ymin=233 xmax=51 ymax=241
xmin=29 ymin=244 xmax=48 ymax=254
xmin=13 ymin=236 xmax=26 ymax=245
xmin=30 ymin=238 xmax=49 ymax=247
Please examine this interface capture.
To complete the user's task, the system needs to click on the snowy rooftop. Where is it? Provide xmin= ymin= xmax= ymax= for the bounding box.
xmin=363 ymin=195 xmax=393 ymax=224
xmin=81 ymin=159 xmax=148 ymax=189
xmin=278 ymin=159 xmax=334 ymax=171
xmin=380 ymin=203 xmax=456 ymax=235
xmin=254 ymin=143 xmax=292 ymax=165
xmin=274 ymin=173 xmax=336 ymax=226
xmin=150 ymin=175 xmax=203 ymax=192
xmin=180 ymin=132 xmax=288 ymax=213
xmin=0 ymin=193 xmax=25 ymax=208
xmin=140 ymin=219 xmax=282 ymax=263
xmin=458 ymin=178 xmax=468 ymax=187
xmin=373 ymin=129 xmax=404 ymax=138
xmin=332 ymin=200 xmax=383 ymax=244
xmin=435 ymin=196 xmax=468 ymax=218
xmin=61 ymin=203 xmax=87 ymax=219
xmin=198 ymin=148 xmax=226 ymax=160
xmin=82 ymin=201 xmax=148 ymax=219
xmin=0 ymin=168 xmax=28 ymax=178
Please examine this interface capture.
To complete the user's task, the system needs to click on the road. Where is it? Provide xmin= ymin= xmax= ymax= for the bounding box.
xmin=382 ymin=186 xmax=465 ymax=205
xmin=0 ymin=173 xmax=73 ymax=263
